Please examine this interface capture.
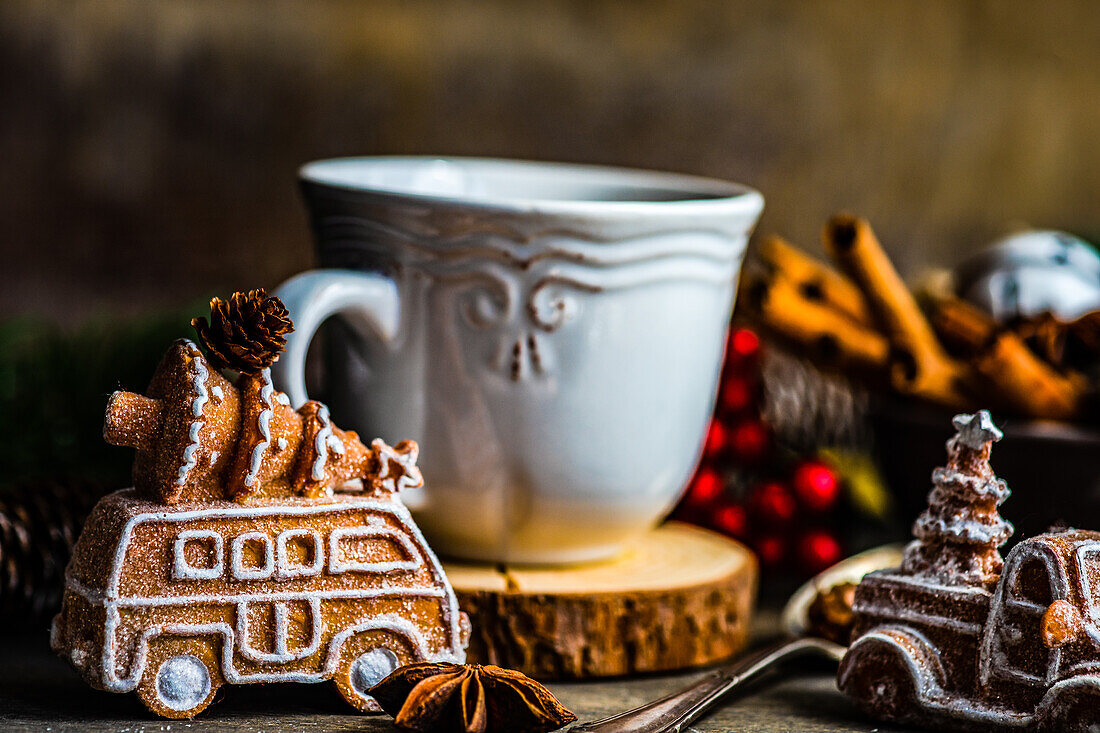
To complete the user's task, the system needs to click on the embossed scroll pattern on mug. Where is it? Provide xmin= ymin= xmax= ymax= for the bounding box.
xmin=316 ymin=215 xmax=744 ymax=381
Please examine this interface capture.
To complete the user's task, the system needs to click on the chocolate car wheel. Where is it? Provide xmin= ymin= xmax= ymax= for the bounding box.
xmin=333 ymin=629 xmax=417 ymax=713
xmin=135 ymin=637 xmax=223 ymax=719
xmin=1039 ymin=682 xmax=1100 ymax=733
xmin=838 ymin=640 xmax=917 ymax=724
xmin=848 ymin=664 xmax=916 ymax=722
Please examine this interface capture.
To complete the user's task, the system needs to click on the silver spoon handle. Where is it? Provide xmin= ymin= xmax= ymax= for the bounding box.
xmin=572 ymin=637 xmax=845 ymax=733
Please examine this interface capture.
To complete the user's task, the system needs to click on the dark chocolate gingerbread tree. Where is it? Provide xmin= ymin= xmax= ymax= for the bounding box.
xmin=900 ymin=410 xmax=1013 ymax=589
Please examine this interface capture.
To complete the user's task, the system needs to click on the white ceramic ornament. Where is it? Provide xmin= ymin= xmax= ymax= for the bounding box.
xmin=956 ymin=230 xmax=1100 ymax=322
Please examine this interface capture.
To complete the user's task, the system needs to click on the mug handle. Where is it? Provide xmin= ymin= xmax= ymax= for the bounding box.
xmin=270 ymin=270 xmax=400 ymax=407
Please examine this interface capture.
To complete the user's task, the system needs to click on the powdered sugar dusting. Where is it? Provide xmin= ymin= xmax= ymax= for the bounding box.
xmin=902 ymin=411 xmax=1012 ymax=587
xmin=930 ymin=468 xmax=1010 ymax=501
xmin=913 ymin=516 xmax=1012 ymax=545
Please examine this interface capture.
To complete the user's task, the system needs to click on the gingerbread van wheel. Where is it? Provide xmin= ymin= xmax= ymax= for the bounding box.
xmin=136 ymin=636 xmax=224 ymax=719
xmin=333 ymin=629 xmax=418 ymax=713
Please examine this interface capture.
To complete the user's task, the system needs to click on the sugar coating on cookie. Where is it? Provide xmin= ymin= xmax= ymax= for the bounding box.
xmin=52 ymin=483 xmax=468 ymax=718
xmin=58 ymin=300 xmax=469 ymax=719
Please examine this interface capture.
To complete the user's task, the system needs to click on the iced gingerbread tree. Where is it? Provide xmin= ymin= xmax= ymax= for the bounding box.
xmin=900 ymin=410 xmax=1013 ymax=589
xmin=101 ymin=289 xmax=422 ymax=505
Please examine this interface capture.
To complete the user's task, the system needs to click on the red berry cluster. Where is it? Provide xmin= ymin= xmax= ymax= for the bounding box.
xmin=675 ymin=327 xmax=845 ymax=577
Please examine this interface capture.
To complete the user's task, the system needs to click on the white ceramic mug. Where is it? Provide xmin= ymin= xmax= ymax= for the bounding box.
xmin=272 ymin=157 xmax=763 ymax=564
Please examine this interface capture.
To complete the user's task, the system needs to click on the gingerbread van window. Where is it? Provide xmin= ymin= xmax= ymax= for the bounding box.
xmin=329 ymin=525 xmax=421 ymax=574
xmin=277 ymin=529 xmax=324 ymax=579
xmin=173 ymin=530 xmax=223 ymax=580
xmin=231 ymin=531 xmax=275 ymax=580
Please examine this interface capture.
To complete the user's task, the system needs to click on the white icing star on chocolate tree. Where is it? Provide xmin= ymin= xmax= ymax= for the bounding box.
xmin=952 ymin=410 xmax=1003 ymax=449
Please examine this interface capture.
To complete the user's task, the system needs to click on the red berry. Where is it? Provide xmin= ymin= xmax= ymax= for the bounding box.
xmin=748 ymin=481 xmax=797 ymax=524
xmin=702 ymin=420 xmax=728 ymax=460
xmin=712 ymin=503 xmax=748 ymax=538
xmin=797 ymin=529 xmax=843 ymax=574
xmin=754 ymin=534 xmax=786 ymax=567
xmin=719 ymin=378 xmax=754 ymax=414
xmin=686 ymin=467 xmax=724 ymax=506
xmin=728 ymin=419 xmax=770 ymax=462
xmin=792 ymin=459 xmax=841 ymax=512
xmin=728 ymin=328 xmax=760 ymax=359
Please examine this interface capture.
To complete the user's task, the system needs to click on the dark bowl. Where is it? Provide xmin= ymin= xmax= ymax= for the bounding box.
xmin=870 ymin=399 xmax=1100 ymax=544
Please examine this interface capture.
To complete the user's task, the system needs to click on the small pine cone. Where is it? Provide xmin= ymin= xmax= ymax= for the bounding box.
xmin=760 ymin=348 xmax=869 ymax=451
xmin=0 ymin=479 xmax=107 ymax=625
xmin=192 ymin=289 xmax=294 ymax=375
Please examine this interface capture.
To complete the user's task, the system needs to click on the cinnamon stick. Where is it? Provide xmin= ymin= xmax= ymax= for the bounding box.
xmin=928 ymin=295 xmax=997 ymax=356
xmin=742 ymin=274 xmax=890 ymax=372
xmin=823 ymin=214 xmax=971 ymax=407
xmin=976 ymin=332 xmax=1085 ymax=421
xmin=927 ymin=296 xmax=1084 ymax=419
xmin=758 ymin=235 xmax=873 ymax=328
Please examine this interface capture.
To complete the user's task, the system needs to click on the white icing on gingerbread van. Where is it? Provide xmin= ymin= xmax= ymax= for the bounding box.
xmin=51 ymin=488 xmax=470 ymax=718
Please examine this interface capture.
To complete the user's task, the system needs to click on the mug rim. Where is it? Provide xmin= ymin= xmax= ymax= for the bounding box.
xmin=299 ymin=155 xmax=763 ymax=219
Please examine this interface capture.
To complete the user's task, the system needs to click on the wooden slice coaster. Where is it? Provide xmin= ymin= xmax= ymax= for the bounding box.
xmin=443 ymin=521 xmax=758 ymax=679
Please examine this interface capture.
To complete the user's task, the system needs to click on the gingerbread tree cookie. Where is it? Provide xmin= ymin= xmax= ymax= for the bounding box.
xmin=102 ymin=291 xmax=386 ymax=505
xmin=900 ymin=410 xmax=1013 ymax=588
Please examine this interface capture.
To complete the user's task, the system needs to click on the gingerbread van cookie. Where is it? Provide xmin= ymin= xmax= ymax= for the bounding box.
xmin=839 ymin=410 xmax=1100 ymax=732
xmin=52 ymin=291 xmax=469 ymax=718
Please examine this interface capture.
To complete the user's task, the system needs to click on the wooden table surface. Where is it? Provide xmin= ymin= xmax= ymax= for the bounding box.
xmin=1 ymin=623 xmax=919 ymax=733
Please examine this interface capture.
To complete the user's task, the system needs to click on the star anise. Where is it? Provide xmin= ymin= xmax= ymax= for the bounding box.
xmin=370 ymin=662 xmax=576 ymax=733
xmin=191 ymin=289 xmax=294 ymax=375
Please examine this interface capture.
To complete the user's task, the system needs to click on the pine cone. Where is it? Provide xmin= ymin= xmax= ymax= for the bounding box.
xmin=191 ymin=289 xmax=294 ymax=375
xmin=0 ymin=479 xmax=108 ymax=625
xmin=760 ymin=348 xmax=869 ymax=451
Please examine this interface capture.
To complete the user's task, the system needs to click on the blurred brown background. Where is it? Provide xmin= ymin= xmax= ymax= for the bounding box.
xmin=3 ymin=0 xmax=1099 ymax=322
